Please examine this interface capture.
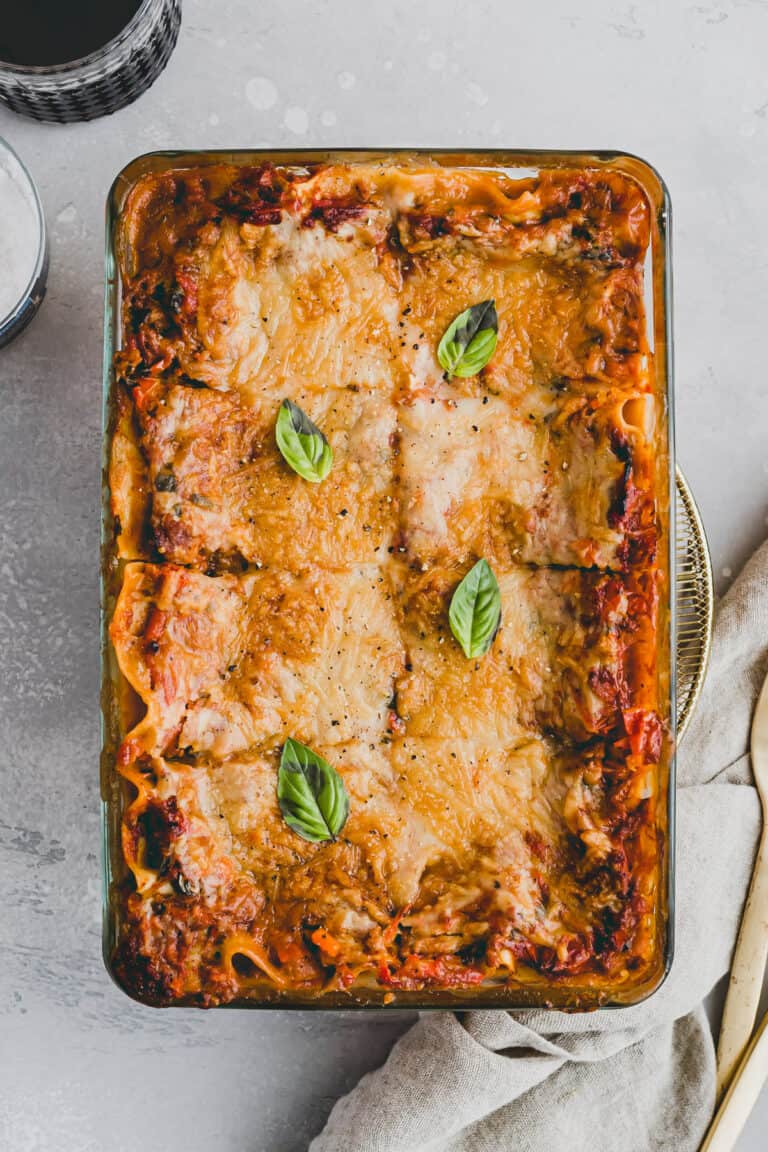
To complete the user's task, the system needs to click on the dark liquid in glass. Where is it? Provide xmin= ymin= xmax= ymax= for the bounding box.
xmin=0 ymin=0 xmax=144 ymax=67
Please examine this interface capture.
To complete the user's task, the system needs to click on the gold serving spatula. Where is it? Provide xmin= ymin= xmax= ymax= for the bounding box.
xmin=715 ymin=666 xmax=768 ymax=1100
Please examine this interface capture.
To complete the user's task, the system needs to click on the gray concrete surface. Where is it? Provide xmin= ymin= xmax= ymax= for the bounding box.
xmin=1 ymin=1 xmax=767 ymax=1149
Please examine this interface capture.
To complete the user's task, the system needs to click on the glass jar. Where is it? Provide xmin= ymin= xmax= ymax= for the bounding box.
xmin=0 ymin=137 xmax=48 ymax=348
xmin=0 ymin=0 xmax=182 ymax=123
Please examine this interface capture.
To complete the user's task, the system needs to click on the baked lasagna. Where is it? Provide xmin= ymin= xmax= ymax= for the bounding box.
xmin=105 ymin=156 xmax=670 ymax=1007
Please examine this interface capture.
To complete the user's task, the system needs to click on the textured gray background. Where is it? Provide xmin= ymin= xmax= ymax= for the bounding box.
xmin=1 ymin=1 xmax=767 ymax=1149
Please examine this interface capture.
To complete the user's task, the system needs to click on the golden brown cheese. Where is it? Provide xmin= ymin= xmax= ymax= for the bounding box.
xmin=111 ymin=563 xmax=405 ymax=760
xmin=394 ymin=563 xmax=657 ymax=742
xmin=112 ymin=372 xmax=655 ymax=573
xmin=112 ymin=377 xmax=396 ymax=568
xmin=113 ymin=163 xmax=657 ymax=575
xmin=185 ymin=218 xmax=400 ymax=396
xmin=120 ymin=194 xmax=400 ymax=398
xmin=116 ymin=734 xmax=657 ymax=1003
xmin=397 ymin=253 xmax=649 ymax=402
xmin=398 ymin=385 xmax=655 ymax=569
xmin=108 ymin=159 xmax=667 ymax=1008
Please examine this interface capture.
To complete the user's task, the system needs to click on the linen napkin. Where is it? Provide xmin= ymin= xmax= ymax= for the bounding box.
xmin=312 ymin=540 xmax=768 ymax=1152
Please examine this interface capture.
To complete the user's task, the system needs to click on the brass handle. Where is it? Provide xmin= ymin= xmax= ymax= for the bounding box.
xmin=716 ymin=667 xmax=768 ymax=1100
xmin=703 ymin=1009 xmax=768 ymax=1151
xmin=715 ymin=824 xmax=768 ymax=1099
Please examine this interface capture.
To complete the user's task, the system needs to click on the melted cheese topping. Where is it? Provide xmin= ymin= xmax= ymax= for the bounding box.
xmin=398 ymin=387 xmax=650 ymax=568
xmin=177 ymin=217 xmax=399 ymax=398
xmin=395 ymin=564 xmax=650 ymax=742
xmin=121 ymin=737 xmax=608 ymax=961
xmin=398 ymin=252 xmax=646 ymax=401
xmin=114 ymin=165 xmax=655 ymax=575
xmin=113 ymin=378 xmax=395 ymax=567
xmin=111 ymin=563 xmax=405 ymax=758
xmin=109 ymin=160 xmax=666 ymax=1007
xmin=151 ymin=742 xmax=444 ymax=912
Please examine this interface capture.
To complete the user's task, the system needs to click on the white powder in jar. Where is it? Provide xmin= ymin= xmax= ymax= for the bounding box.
xmin=0 ymin=144 xmax=40 ymax=321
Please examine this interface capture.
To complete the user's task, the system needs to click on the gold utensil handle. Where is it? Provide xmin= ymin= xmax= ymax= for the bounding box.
xmin=703 ymin=1008 xmax=768 ymax=1151
xmin=715 ymin=825 xmax=768 ymax=1098
xmin=716 ymin=665 xmax=768 ymax=1100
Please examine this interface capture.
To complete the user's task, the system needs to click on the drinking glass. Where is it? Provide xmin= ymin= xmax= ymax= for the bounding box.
xmin=0 ymin=0 xmax=181 ymax=123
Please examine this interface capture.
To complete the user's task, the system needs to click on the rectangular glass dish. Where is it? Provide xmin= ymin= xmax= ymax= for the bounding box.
xmin=101 ymin=149 xmax=675 ymax=1010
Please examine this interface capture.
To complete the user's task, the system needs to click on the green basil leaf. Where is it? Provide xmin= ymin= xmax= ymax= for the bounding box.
xmin=275 ymin=399 xmax=333 ymax=483
xmin=277 ymin=738 xmax=350 ymax=843
xmin=437 ymin=299 xmax=499 ymax=378
xmin=448 ymin=558 xmax=502 ymax=659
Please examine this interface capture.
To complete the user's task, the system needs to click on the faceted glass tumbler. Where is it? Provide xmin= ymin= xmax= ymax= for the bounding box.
xmin=0 ymin=0 xmax=181 ymax=123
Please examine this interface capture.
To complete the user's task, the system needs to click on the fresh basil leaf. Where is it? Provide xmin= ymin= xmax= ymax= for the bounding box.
xmin=275 ymin=399 xmax=333 ymax=483
xmin=437 ymin=299 xmax=498 ymax=378
xmin=448 ymin=558 xmax=502 ymax=659
xmin=277 ymin=738 xmax=350 ymax=843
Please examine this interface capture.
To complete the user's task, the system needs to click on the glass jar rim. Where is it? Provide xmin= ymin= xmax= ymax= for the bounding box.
xmin=0 ymin=136 xmax=48 ymax=333
xmin=0 ymin=0 xmax=155 ymax=75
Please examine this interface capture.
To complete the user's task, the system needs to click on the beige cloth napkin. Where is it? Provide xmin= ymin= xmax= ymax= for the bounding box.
xmin=312 ymin=541 xmax=768 ymax=1152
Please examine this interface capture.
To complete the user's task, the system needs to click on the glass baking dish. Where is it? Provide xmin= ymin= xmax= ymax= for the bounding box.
xmin=101 ymin=149 xmax=675 ymax=1010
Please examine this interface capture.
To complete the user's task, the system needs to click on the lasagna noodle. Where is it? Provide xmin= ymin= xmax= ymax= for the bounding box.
xmin=396 ymin=250 xmax=649 ymax=402
xmin=111 ymin=559 xmax=656 ymax=760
